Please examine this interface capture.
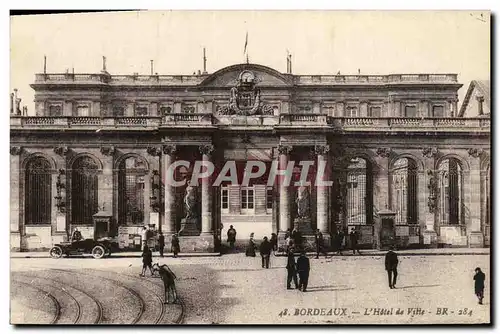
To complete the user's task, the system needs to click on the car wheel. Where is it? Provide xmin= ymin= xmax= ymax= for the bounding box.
xmin=92 ymin=245 xmax=106 ymax=259
xmin=49 ymin=246 xmax=63 ymax=259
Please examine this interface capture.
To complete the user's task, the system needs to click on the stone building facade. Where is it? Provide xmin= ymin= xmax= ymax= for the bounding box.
xmin=10 ymin=63 xmax=491 ymax=252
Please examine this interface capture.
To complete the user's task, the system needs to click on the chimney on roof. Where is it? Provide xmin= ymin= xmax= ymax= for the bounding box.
xmin=43 ymin=55 xmax=47 ymax=74
xmin=150 ymin=60 xmax=154 ymax=76
xmin=289 ymin=54 xmax=292 ymax=74
xmin=476 ymin=96 xmax=485 ymax=115
xmin=202 ymin=48 xmax=208 ymax=74
xmin=197 ymin=70 xmax=201 ymax=75
xmin=10 ymin=92 xmax=14 ymax=114
xmin=102 ymin=56 xmax=107 ymax=72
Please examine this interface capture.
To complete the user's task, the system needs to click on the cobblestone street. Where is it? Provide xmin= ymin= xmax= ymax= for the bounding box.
xmin=10 ymin=253 xmax=490 ymax=324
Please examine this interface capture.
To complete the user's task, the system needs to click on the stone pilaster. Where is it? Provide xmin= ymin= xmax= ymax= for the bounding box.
xmin=278 ymin=145 xmax=293 ymax=233
xmin=199 ymin=144 xmax=214 ymax=235
xmin=421 ymin=147 xmax=439 ymax=247
xmin=10 ymin=146 xmax=23 ymax=234
xmin=468 ymin=148 xmax=484 ymax=247
xmin=158 ymin=144 xmax=176 ymax=234
xmin=315 ymin=145 xmax=329 ymax=234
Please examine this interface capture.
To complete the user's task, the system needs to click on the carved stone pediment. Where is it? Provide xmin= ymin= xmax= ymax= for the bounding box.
xmin=10 ymin=146 xmax=24 ymax=155
xmin=376 ymin=147 xmax=392 ymax=158
xmin=100 ymin=146 xmax=116 ymax=156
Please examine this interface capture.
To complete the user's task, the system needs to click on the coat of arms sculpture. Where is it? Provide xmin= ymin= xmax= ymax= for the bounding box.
xmin=216 ymin=70 xmax=274 ymax=116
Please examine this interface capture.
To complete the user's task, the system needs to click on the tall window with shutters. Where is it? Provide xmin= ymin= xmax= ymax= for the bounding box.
xmin=240 ymin=187 xmax=255 ymax=214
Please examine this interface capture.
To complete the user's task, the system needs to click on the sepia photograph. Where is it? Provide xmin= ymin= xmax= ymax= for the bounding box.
xmin=8 ymin=9 xmax=491 ymax=325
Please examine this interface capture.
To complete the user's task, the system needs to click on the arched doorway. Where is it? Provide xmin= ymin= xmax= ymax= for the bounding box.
xmin=71 ymin=156 xmax=99 ymax=224
xmin=437 ymin=158 xmax=464 ymax=226
xmin=344 ymin=157 xmax=373 ymax=227
xmin=118 ymin=156 xmax=147 ymax=225
xmin=25 ymin=157 xmax=52 ymax=225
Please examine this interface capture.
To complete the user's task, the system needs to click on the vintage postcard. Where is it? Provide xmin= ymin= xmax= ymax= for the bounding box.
xmin=9 ymin=10 xmax=490 ymax=325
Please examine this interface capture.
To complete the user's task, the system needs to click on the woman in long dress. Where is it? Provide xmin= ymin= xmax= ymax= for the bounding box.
xmin=245 ymin=232 xmax=256 ymax=257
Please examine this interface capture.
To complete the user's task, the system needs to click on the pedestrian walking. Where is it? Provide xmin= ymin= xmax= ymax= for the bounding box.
xmin=245 ymin=233 xmax=256 ymax=257
xmin=227 ymin=225 xmax=237 ymax=249
xmin=350 ymin=229 xmax=361 ymax=255
xmin=292 ymin=227 xmax=303 ymax=251
xmin=141 ymin=226 xmax=148 ymax=251
xmin=171 ymin=233 xmax=180 ymax=258
xmin=315 ymin=229 xmax=328 ymax=259
xmin=474 ymin=267 xmax=486 ymax=305
xmin=259 ymin=236 xmax=272 ymax=268
xmin=286 ymin=248 xmax=299 ymax=289
xmin=158 ymin=231 xmax=165 ymax=257
xmin=296 ymin=251 xmax=310 ymax=292
xmin=385 ymin=246 xmax=398 ymax=289
xmin=335 ymin=230 xmax=344 ymax=255
xmin=140 ymin=245 xmax=154 ymax=276
xmin=270 ymin=233 xmax=278 ymax=253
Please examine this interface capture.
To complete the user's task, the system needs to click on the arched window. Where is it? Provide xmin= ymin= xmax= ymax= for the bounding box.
xmin=25 ymin=157 xmax=52 ymax=224
xmin=71 ymin=156 xmax=99 ymax=224
xmin=391 ymin=158 xmax=418 ymax=224
xmin=438 ymin=158 xmax=463 ymax=225
xmin=345 ymin=158 xmax=373 ymax=225
xmin=118 ymin=156 xmax=146 ymax=225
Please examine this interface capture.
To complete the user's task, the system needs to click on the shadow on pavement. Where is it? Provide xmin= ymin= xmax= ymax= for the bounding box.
xmin=306 ymin=285 xmax=355 ymax=292
xmin=396 ymin=284 xmax=440 ymax=289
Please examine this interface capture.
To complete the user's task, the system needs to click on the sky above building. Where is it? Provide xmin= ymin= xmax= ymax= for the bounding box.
xmin=10 ymin=10 xmax=490 ymax=115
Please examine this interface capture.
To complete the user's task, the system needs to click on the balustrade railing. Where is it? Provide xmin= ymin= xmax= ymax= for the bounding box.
xmin=10 ymin=115 xmax=489 ymax=132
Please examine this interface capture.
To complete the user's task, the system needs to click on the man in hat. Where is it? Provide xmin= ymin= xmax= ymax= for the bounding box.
xmin=296 ymin=251 xmax=310 ymax=292
xmin=473 ymin=267 xmax=486 ymax=305
xmin=171 ymin=233 xmax=180 ymax=258
xmin=259 ymin=236 xmax=272 ymax=269
xmin=158 ymin=231 xmax=165 ymax=257
xmin=227 ymin=225 xmax=237 ymax=250
xmin=385 ymin=246 xmax=399 ymax=289
xmin=286 ymin=248 xmax=298 ymax=290
xmin=315 ymin=229 xmax=328 ymax=259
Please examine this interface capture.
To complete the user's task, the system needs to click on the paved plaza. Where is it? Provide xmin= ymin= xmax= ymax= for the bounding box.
xmin=10 ymin=252 xmax=490 ymax=325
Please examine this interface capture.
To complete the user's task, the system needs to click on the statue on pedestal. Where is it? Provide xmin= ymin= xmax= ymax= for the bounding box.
xmin=296 ymin=186 xmax=310 ymax=219
xmin=179 ymin=181 xmax=200 ymax=236
xmin=293 ymin=186 xmax=313 ymax=235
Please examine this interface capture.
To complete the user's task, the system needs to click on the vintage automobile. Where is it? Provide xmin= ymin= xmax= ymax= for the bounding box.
xmin=49 ymin=237 xmax=118 ymax=259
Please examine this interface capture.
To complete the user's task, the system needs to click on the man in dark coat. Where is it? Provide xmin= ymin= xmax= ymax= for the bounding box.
xmin=315 ymin=229 xmax=328 ymax=259
xmin=350 ymin=230 xmax=361 ymax=255
xmin=385 ymin=247 xmax=398 ymax=289
xmin=227 ymin=225 xmax=237 ymax=249
xmin=259 ymin=236 xmax=272 ymax=268
xmin=474 ymin=267 xmax=486 ymax=305
xmin=270 ymin=233 xmax=278 ymax=252
xmin=335 ymin=230 xmax=344 ymax=255
xmin=171 ymin=233 xmax=180 ymax=258
xmin=158 ymin=232 xmax=165 ymax=257
xmin=292 ymin=228 xmax=303 ymax=251
xmin=296 ymin=251 xmax=310 ymax=292
xmin=286 ymin=248 xmax=298 ymax=289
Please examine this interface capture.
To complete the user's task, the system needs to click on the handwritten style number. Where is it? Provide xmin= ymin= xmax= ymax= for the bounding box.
xmin=458 ymin=308 xmax=472 ymax=316
xmin=278 ymin=309 xmax=288 ymax=317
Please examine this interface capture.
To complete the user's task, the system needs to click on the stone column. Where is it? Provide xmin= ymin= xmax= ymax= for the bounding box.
xmin=315 ymin=145 xmax=330 ymax=234
xmin=421 ymin=147 xmax=439 ymax=247
xmin=467 ymin=148 xmax=484 ymax=247
xmin=373 ymin=148 xmax=392 ymax=249
xmin=199 ymin=144 xmax=214 ymax=235
xmin=161 ymin=144 xmax=177 ymax=234
xmin=278 ymin=145 xmax=293 ymax=233
xmin=98 ymin=146 xmax=115 ymax=215
xmin=10 ymin=146 xmax=23 ymax=250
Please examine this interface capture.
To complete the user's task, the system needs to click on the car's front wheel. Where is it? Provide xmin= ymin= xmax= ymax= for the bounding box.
xmin=91 ymin=245 xmax=106 ymax=259
xmin=49 ymin=246 xmax=63 ymax=259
